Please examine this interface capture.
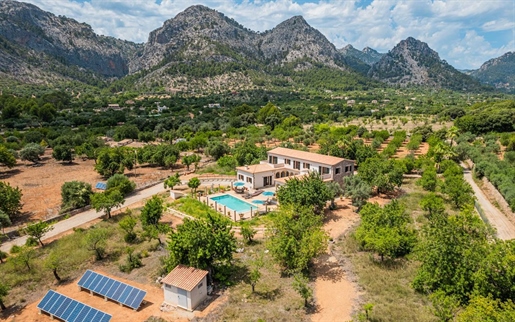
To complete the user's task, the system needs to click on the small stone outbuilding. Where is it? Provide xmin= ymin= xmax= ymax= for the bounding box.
xmin=162 ymin=265 xmax=208 ymax=311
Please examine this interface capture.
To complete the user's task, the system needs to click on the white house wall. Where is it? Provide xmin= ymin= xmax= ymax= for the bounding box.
xmin=163 ymin=284 xmax=178 ymax=306
xmin=237 ymin=170 xmax=274 ymax=190
xmin=236 ymin=152 xmax=354 ymax=190
xmin=189 ymin=276 xmax=207 ymax=310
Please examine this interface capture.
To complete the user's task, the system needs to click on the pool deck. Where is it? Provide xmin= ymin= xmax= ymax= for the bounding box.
xmin=201 ymin=187 xmax=277 ymax=221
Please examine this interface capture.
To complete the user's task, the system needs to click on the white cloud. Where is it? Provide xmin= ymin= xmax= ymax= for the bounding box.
xmin=18 ymin=0 xmax=515 ymax=69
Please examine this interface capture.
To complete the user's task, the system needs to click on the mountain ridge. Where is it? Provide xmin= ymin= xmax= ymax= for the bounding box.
xmin=0 ymin=1 xmax=508 ymax=93
xmin=470 ymin=52 xmax=515 ymax=92
xmin=367 ymin=37 xmax=484 ymax=91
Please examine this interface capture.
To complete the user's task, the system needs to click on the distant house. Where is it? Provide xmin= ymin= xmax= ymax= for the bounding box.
xmin=156 ymin=102 xmax=169 ymax=113
xmin=236 ymin=147 xmax=354 ymax=190
xmin=162 ymin=265 xmax=208 ymax=311
xmin=107 ymin=103 xmax=124 ymax=111
xmin=346 ymin=100 xmax=356 ymax=106
xmin=207 ymin=103 xmax=221 ymax=108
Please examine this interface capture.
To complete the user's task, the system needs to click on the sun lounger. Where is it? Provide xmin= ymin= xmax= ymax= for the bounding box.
xmin=243 ymin=190 xmax=263 ymax=199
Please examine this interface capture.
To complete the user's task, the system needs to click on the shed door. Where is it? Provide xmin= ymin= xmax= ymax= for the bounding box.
xmin=177 ymin=288 xmax=188 ymax=308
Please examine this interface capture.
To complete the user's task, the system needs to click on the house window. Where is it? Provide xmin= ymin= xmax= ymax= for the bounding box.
xmin=198 ymin=282 xmax=203 ymax=289
xmin=321 ymin=167 xmax=330 ymax=174
xmin=238 ymin=174 xmax=244 ymax=180
xmin=285 ymin=158 xmax=291 ymax=165
xmin=335 ymin=167 xmax=341 ymax=174
xmin=247 ymin=177 xmax=253 ymax=183
xmin=303 ymin=163 xmax=310 ymax=169
xmin=269 ymin=156 xmax=278 ymax=164
xmin=293 ymin=161 xmax=301 ymax=170
xmin=165 ymin=284 xmax=171 ymax=289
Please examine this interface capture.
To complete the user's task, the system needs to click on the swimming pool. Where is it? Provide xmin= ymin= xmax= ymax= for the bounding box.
xmin=262 ymin=191 xmax=275 ymax=197
xmin=252 ymin=200 xmax=265 ymax=205
xmin=211 ymin=194 xmax=258 ymax=213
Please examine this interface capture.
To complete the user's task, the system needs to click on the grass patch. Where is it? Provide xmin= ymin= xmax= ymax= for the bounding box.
xmin=196 ymin=164 xmax=236 ymax=175
xmin=338 ymin=233 xmax=437 ymax=322
xmin=170 ymin=197 xmax=224 ymax=220
xmin=212 ymin=241 xmax=309 ymax=321
xmin=0 ymin=210 xmax=165 ymax=313
xmin=170 ymin=197 xmax=277 ymax=228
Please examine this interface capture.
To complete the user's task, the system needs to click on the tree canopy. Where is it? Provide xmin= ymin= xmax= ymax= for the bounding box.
xmin=267 ymin=205 xmax=328 ymax=272
xmin=0 ymin=181 xmax=22 ymax=221
xmin=276 ymin=171 xmax=331 ymax=214
xmin=165 ymin=213 xmax=236 ymax=280
xmin=90 ymin=189 xmax=124 ymax=219
xmin=94 ymin=147 xmax=134 ymax=178
xmin=61 ymin=181 xmax=93 ymax=211
xmin=355 ymin=201 xmax=416 ymax=261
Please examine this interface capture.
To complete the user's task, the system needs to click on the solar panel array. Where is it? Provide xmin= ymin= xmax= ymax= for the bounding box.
xmin=95 ymin=182 xmax=107 ymax=190
xmin=37 ymin=290 xmax=111 ymax=322
xmin=77 ymin=270 xmax=146 ymax=310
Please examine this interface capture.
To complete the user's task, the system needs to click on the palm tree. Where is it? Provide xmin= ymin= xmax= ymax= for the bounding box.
xmin=446 ymin=126 xmax=459 ymax=147
xmin=327 ymin=181 xmax=344 ymax=209
xmin=431 ymin=142 xmax=457 ymax=172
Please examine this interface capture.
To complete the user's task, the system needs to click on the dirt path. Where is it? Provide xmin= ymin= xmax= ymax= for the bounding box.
xmin=463 ymin=169 xmax=515 ymax=240
xmin=311 ymin=200 xmax=359 ymax=322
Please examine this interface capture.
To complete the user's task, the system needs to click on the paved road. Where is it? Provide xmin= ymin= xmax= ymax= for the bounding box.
xmin=0 ymin=183 xmax=168 ymax=252
xmin=463 ymin=169 xmax=515 ymax=240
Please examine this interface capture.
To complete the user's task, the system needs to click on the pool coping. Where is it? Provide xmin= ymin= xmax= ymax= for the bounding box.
xmin=201 ymin=190 xmax=276 ymax=221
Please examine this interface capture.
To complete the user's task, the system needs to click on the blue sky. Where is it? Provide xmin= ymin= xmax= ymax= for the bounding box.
xmin=20 ymin=0 xmax=515 ymax=69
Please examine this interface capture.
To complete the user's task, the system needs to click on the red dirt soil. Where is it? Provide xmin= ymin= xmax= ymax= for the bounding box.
xmin=0 ymin=149 xmax=177 ymax=224
xmin=4 ymin=270 xmax=196 ymax=322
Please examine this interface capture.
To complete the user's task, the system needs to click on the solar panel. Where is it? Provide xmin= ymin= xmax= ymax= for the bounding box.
xmin=95 ymin=182 xmax=107 ymax=190
xmin=78 ymin=270 xmax=147 ymax=310
xmin=37 ymin=290 xmax=112 ymax=322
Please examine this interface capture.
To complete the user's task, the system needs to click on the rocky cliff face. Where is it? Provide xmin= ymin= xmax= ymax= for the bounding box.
xmin=130 ymin=6 xmax=353 ymax=74
xmin=0 ymin=0 xmax=140 ymax=82
xmin=368 ymin=37 xmax=482 ymax=91
xmin=470 ymin=52 xmax=515 ymax=92
xmin=258 ymin=16 xmax=343 ymax=67
xmin=340 ymin=45 xmax=384 ymax=66
xmin=129 ymin=5 xmax=257 ymax=72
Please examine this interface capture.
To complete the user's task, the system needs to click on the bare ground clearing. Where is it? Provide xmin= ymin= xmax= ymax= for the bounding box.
xmin=0 ymin=149 xmax=177 ymax=224
xmin=311 ymin=199 xmax=360 ymax=322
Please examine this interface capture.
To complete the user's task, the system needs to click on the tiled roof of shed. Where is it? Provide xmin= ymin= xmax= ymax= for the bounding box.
xmin=161 ymin=265 xmax=208 ymax=292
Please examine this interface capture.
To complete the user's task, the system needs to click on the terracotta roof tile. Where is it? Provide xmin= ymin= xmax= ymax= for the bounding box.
xmin=268 ymin=147 xmax=346 ymax=166
xmin=236 ymin=163 xmax=277 ymax=174
xmin=162 ymin=265 xmax=208 ymax=292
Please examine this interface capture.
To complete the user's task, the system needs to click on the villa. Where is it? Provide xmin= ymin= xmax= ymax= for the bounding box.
xmin=236 ymin=147 xmax=354 ymax=190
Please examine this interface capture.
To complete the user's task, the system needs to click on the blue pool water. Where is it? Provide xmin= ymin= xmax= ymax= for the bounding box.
xmin=262 ymin=191 xmax=275 ymax=197
xmin=211 ymin=194 xmax=258 ymax=212
xmin=252 ymin=200 xmax=265 ymax=205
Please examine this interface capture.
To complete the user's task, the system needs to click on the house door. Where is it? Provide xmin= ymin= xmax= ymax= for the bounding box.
xmin=263 ymin=176 xmax=272 ymax=186
xmin=177 ymin=288 xmax=188 ymax=308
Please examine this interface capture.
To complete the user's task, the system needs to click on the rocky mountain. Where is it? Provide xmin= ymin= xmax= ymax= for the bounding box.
xmin=128 ymin=5 xmax=258 ymax=72
xmin=0 ymin=0 xmax=140 ymax=84
xmin=368 ymin=37 xmax=483 ymax=91
xmin=129 ymin=6 xmax=372 ymax=73
xmin=339 ymin=45 xmax=384 ymax=66
xmin=470 ymin=52 xmax=515 ymax=92
xmin=128 ymin=5 xmax=372 ymax=90
xmin=0 ymin=1 xmax=498 ymax=93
